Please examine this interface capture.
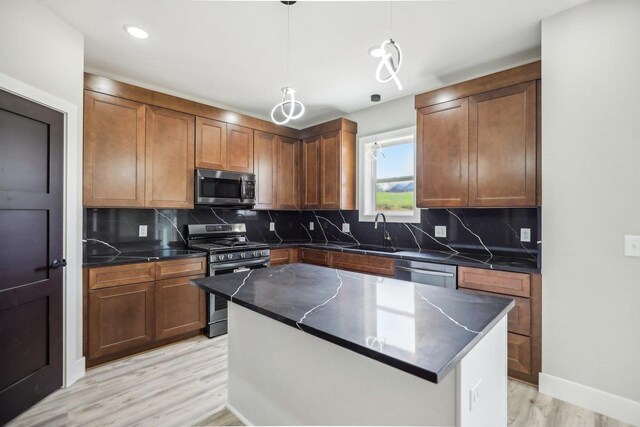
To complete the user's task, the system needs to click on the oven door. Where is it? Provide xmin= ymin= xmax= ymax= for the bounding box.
xmin=206 ymin=257 xmax=269 ymax=337
xmin=195 ymin=169 xmax=255 ymax=207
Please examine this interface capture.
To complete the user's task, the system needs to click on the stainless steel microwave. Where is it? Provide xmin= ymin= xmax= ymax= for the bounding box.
xmin=195 ymin=169 xmax=256 ymax=208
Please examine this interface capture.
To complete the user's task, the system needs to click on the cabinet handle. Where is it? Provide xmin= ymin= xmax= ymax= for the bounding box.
xmin=396 ymin=266 xmax=454 ymax=277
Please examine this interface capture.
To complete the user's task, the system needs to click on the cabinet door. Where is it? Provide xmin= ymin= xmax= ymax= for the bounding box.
xmin=416 ymin=99 xmax=469 ymax=208
xmin=145 ymin=106 xmax=195 ymax=208
xmin=155 ymin=275 xmax=206 ymax=340
xmin=195 ymin=117 xmax=226 ymax=170
xmin=226 ymin=124 xmax=254 ymax=173
xmin=83 ymin=91 xmax=146 ymax=207
xmin=301 ymin=136 xmax=320 ymax=209
xmin=319 ymin=131 xmax=341 ymax=209
xmin=89 ymin=282 xmax=155 ymax=359
xmin=276 ymin=136 xmax=300 ymax=209
xmin=254 ymin=131 xmax=277 ymax=209
xmin=469 ymin=81 xmax=536 ymax=206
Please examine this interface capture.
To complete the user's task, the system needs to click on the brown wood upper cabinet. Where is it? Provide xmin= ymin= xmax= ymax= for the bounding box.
xmin=468 ymin=82 xmax=536 ymax=206
xmin=416 ymin=99 xmax=469 ymax=207
xmin=145 ymin=106 xmax=195 ymax=209
xmin=195 ymin=117 xmax=226 ymax=170
xmin=301 ymin=126 xmax=356 ymax=210
xmin=227 ymin=124 xmax=254 ymax=173
xmin=254 ymin=132 xmax=300 ymax=210
xmin=301 ymin=136 xmax=321 ymax=209
xmin=415 ymin=62 xmax=540 ymax=208
xmin=83 ymin=91 xmax=146 ymax=207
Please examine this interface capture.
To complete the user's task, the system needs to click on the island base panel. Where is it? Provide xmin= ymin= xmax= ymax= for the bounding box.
xmin=226 ymin=303 xmax=507 ymax=426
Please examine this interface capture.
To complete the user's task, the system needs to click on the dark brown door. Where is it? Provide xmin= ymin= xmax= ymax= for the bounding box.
xmin=276 ymin=136 xmax=300 ymax=209
xmin=0 ymin=89 xmax=64 ymax=424
xmin=468 ymin=81 xmax=537 ymax=207
xmin=253 ymin=131 xmax=277 ymax=209
xmin=301 ymin=136 xmax=320 ymax=209
xmin=145 ymin=106 xmax=195 ymax=209
xmin=416 ymin=98 xmax=469 ymax=208
xmin=319 ymin=131 xmax=341 ymax=209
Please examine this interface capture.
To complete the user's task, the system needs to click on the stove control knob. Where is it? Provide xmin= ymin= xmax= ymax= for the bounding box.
xmin=261 ymin=250 xmax=269 ymax=256
xmin=253 ymin=251 xmax=259 ymax=257
xmin=218 ymin=255 xmax=224 ymax=261
xmin=227 ymin=254 xmax=233 ymax=260
xmin=240 ymin=253 xmax=246 ymax=259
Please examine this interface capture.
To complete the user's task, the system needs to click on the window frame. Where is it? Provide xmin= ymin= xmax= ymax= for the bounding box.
xmin=358 ymin=126 xmax=420 ymax=223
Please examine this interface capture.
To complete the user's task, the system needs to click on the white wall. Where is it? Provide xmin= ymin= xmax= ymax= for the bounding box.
xmin=0 ymin=0 xmax=85 ymax=385
xmin=345 ymin=94 xmax=415 ymax=138
xmin=541 ymin=0 xmax=640 ymax=424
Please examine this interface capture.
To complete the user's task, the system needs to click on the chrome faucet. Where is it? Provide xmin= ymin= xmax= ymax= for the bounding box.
xmin=374 ymin=213 xmax=392 ymax=247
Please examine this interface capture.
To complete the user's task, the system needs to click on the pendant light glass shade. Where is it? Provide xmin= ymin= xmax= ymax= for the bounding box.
xmin=270 ymin=87 xmax=305 ymax=125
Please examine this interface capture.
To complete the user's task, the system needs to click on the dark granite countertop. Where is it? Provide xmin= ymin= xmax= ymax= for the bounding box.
xmin=268 ymin=241 xmax=540 ymax=274
xmin=83 ymin=248 xmax=206 ymax=267
xmin=192 ymin=263 xmax=514 ymax=383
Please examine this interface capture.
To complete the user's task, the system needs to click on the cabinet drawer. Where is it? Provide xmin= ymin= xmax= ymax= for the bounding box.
xmin=300 ymin=249 xmax=329 ymax=266
xmin=458 ymin=267 xmax=530 ymax=297
xmin=89 ymin=262 xmax=155 ymax=290
xmin=460 ymin=289 xmax=530 ymax=336
xmin=89 ymin=282 xmax=155 ymax=359
xmin=155 ymin=275 xmax=206 ymax=340
xmin=155 ymin=257 xmax=207 ymax=280
xmin=508 ymin=333 xmax=532 ymax=376
xmin=329 ymin=252 xmax=395 ymax=276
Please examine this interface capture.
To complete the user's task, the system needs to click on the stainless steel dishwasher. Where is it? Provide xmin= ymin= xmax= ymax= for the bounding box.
xmin=394 ymin=259 xmax=457 ymax=289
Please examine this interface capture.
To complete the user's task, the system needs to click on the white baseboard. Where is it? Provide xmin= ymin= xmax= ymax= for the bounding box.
xmin=226 ymin=403 xmax=253 ymax=426
xmin=65 ymin=357 xmax=86 ymax=387
xmin=539 ymin=373 xmax=640 ymax=426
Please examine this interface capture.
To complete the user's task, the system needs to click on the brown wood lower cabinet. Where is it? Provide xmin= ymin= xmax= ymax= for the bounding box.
xmin=270 ymin=248 xmax=300 ymax=266
xmin=155 ymin=275 xmax=206 ymax=340
xmin=278 ymin=247 xmax=394 ymax=277
xmin=458 ymin=266 xmax=541 ymax=385
xmin=89 ymin=281 xmax=155 ymax=360
xmin=85 ymin=257 xmax=207 ymax=366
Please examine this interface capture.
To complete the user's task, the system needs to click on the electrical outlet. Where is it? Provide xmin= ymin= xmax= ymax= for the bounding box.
xmin=469 ymin=379 xmax=482 ymax=411
xmin=624 ymin=235 xmax=640 ymax=257
xmin=309 ymin=222 xmax=314 ymax=231
xmin=138 ymin=225 xmax=147 ymax=237
xmin=520 ymin=228 xmax=531 ymax=242
xmin=269 ymin=222 xmax=275 ymax=232
xmin=342 ymin=223 xmax=350 ymax=233
xmin=435 ymin=226 xmax=446 ymax=238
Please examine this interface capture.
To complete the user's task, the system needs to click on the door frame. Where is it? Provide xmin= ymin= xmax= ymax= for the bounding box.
xmin=0 ymin=71 xmax=84 ymax=387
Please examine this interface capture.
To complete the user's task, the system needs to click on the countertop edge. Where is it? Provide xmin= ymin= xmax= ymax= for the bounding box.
xmin=83 ymin=251 xmax=207 ymax=268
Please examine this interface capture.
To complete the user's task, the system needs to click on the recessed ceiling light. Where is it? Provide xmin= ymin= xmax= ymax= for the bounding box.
xmin=123 ymin=24 xmax=149 ymax=39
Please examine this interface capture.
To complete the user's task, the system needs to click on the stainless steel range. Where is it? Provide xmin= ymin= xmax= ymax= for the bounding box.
xmin=187 ymin=223 xmax=270 ymax=338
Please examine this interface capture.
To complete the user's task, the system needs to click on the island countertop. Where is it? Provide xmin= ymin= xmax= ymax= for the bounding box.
xmin=192 ymin=263 xmax=514 ymax=383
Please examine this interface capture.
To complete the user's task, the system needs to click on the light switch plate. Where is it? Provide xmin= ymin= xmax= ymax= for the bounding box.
xmin=342 ymin=223 xmax=350 ymax=233
xmin=624 ymin=235 xmax=640 ymax=257
xmin=435 ymin=226 xmax=446 ymax=238
xmin=309 ymin=222 xmax=314 ymax=231
xmin=269 ymin=222 xmax=275 ymax=232
xmin=138 ymin=225 xmax=147 ymax=237
xmin=520 ymin=228 xmax=531 ymax=242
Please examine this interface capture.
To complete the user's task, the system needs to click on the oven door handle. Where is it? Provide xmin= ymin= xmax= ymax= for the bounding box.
xmin=210 ymin=257 xmax=269 ymax=271
xmin=395 ymin=265 xmax=454 ymax=278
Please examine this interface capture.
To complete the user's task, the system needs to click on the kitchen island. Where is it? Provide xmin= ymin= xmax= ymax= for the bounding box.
xmin=193 ymin=263 xmax=514 ymax=426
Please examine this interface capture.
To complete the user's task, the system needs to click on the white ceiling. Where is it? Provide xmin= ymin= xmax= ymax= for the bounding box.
xmin=42 ymin=0 xmax=587 ymax=128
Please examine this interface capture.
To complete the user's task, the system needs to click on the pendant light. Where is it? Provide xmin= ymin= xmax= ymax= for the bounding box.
xmin=370 ymin=0 xmax=403 ymax=91
xmin=271 ymin=1 xmax=305 ymax=125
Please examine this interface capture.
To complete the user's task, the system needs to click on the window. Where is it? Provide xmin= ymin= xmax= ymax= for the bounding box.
xmin=358 ymin=126 xmax=420 ymax=223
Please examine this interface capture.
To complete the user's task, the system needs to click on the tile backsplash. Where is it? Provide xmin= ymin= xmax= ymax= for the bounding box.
xmin=84 ymin=207 xmax=540 ymax=262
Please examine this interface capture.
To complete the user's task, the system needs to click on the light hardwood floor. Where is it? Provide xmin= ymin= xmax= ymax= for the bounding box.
xmin=7 ymin=335 xmax=631 ymax=427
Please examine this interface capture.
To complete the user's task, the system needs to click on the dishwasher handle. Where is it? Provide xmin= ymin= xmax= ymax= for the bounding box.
xmin=395 ymin=265 xmax=455 ymax=278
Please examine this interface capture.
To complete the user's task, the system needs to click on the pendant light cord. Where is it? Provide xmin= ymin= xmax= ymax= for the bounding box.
xmin=286 ymin=4 xmax=291 ymax=84
xmin=389 ymin=0 xmax=393 ymax=38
